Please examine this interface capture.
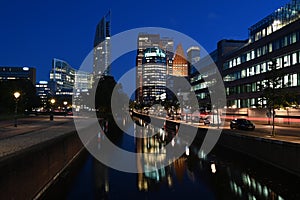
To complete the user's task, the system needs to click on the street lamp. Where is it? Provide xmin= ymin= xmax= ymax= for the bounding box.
xmin=13 ymin=92 xmax=21 ymax=127
xmin=63 ymin=101 xmax=68 ymax=116
xmin=50 ymin=98 xmax=55 ymax=121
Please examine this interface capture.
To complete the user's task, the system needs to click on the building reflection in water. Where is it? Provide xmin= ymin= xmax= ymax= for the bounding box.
xmin=133 ymin=118 xmax=290 ymax=199
xmin=88 ymin=117 xmax=296 ymax=199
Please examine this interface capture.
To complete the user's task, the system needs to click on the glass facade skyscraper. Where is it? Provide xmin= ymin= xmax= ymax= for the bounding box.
xmin=93 ymin=11 xmax=111 ymax=78
xmin=142 ymin=47 xmax=167 ymax=103
xmin=136 ymin=33 xmax=173 ymax=102
xmin=49 ymin=58 xmax=75 ymax=95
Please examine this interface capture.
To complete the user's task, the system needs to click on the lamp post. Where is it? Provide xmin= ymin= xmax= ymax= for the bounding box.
xmin=13 ymin=92 xmax=21 ymax=127
xmin=63 ymin=101 xmax=68 ymax=116
xmin=50 ymin=98 xmax=55 ymax=121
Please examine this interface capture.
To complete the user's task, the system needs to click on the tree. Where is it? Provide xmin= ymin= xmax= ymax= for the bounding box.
xmin=94 ymin=76 xmax=129 ymax=118
xmin=259 ymin=59 xmax=296 ymax=136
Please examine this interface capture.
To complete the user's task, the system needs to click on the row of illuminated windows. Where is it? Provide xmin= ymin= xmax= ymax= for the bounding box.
xmin=228 ymin=98 xmax=262 ymax=108
xmin=223 ymin=31 xmax=300 ymax=70
xmin=190 ymin=69 xmax=216 ymax=84
xmin=227 ymin=95 xmax=294 ymax=108
xmin=192 ymin=79 xmax=216 ymax=92
xmin=223 ymin=50 xmax=300 ymax=82
xmin=226 ymin=73 xmax=299 ymax=96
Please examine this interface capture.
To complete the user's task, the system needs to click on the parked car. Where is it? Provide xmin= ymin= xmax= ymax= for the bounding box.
xmin=230 ymin=118 xmax=255 ymax=130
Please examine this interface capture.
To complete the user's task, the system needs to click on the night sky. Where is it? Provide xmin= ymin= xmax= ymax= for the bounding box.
xmin=0 ymin=0 xmax=289 ymax=82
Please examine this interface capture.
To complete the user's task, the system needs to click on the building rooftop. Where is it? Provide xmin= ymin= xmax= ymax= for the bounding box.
xmin=249 ymin=0 xmax=300 ymax=41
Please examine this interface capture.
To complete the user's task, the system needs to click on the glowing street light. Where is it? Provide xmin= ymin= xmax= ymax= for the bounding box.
xmin=50 ymin=98 xmax=56 ymax=121
xmin=13 ymin=92 xmax=21 ymax=127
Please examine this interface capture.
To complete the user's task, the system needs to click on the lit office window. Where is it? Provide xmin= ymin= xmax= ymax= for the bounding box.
xmin=262 ymin=28 xmax=266 ymax=38
xmin=269 ymin=43 xmax=273 ymax=53
xmin=292 ymin=74 xmax=298 ymax=87
xmin=276 ymin=57 xmax=282 ymax=69
xmin=283 ymin=55 xmax=290 ymax=67
xmin=284 ymin=74 xmax=289 ymax=87
xmin=256 ymin=64 xmax=260 ymax=74
xmin=241 ymin=69 xmax=246 ymax=78
xmin=292 ymin=52 xmax=298 ymax=65
xmin=251 ymin=50 xmax=255 ymax=59
xmin=261 ymin=63 xmax=267 ymax=73
xmin=267 ymin=25 xmax=272 ymax=35
xmin=246 ymin=52 xmax=251 ymax=61
xmin=237 ymin=57 xmax=241 ymax=65
xmin=257 ymin=48 xmax=261 ymax=57
xmin=251 ymin=82 xmax=256 ymax=92
xmin=233 ymin=59 xmax=236 ymax=67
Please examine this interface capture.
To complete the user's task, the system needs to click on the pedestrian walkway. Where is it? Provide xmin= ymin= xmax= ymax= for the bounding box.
xmin=0 ymin=115 xmax=76 ymax=158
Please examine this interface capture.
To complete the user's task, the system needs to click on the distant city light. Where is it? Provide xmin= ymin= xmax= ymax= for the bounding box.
xmin=23 ymin=67 xmax=29 ymax=71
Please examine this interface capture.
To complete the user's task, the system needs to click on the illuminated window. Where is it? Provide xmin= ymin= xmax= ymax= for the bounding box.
xmin=292 ymin=53 xmax=297 ymax=65
xmin=291 ymin=32 xmax=297 ymax=44
xmin=241 ymin=69 xmax=246 ymax=78
xmin=237 ymin=57 xmax=241 ymax=65
xmin=276 ymin=57 xmax=282 ymax=69
xmin=261 ymin=63 xmax=267 ymax=73
xmin=267 ymin=25 xmax=272 ymax=35
xmin=246 ymin=52 xmax=251 ymax=61
xmin=269 ymin=43 xmax=273 ymax=52
xmin=256 ymin=64 xmax=260 ymax=74
xmin=283 ymin=55 xmax=290 ymax=67
xmin=251 ymin=50 xmax=255 ymax=59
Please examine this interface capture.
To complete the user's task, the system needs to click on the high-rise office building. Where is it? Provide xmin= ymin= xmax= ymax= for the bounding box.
xmin=190 ymin=0 xmax=300 ymax=110
xmin=49 ymin=58 xmax=75 ymax=95
xmin=136 ymin=33 xmax=173 ymax=102
xmin=222 ymin=0 xmax=300 ymax=108
xmin=93 ymin=11 xmax=111 ymax=78
xmin=0 ymin=66 xmax=36 ymax=84
xmin=35 ymin=81 xmax=51 ymax=108
xmin=187 ymin=46 xmax=200 ymax=76
xmin=172 ymin=44 xmax=188 ymax=77
xmin=142 ymin=47 xmax=167 ymax=103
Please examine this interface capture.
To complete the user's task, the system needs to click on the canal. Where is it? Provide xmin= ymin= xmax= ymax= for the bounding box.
xmin=43 ymin=118 xmax=300 ymax=200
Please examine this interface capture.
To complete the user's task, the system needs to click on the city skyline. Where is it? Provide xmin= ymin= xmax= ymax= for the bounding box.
xmin=0 ymin=0 xmax=289 ymax=82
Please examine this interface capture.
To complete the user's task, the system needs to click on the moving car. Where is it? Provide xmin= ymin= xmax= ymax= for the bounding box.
xmin=230 ymin=118 xmax=255 ymax=130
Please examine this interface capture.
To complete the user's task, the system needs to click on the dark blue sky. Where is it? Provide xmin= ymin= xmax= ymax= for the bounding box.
xmin=0 ymin=0 xmax=289 ymax=81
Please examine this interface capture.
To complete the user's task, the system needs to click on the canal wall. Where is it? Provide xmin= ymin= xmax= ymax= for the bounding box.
xmin=0 ymin=131 xmax=83 ymax=200
xmin=218 ymin=130 xmax=300 ymax=177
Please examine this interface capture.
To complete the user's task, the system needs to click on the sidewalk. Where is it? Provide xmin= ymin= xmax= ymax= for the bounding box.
xmin=0 ymin=116 xmax=76 ymax=158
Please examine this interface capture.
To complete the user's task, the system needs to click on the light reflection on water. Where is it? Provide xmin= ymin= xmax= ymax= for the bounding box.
xmin=64 ymin=117 xmax=300 ymax=200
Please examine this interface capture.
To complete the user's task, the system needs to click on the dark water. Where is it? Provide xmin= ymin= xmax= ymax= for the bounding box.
xmin=49 ymin=118 xmax=300 ymax=200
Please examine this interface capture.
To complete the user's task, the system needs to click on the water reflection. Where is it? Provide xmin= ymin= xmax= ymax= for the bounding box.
xmin=64 ymin=117 xmax=300 ymax=200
